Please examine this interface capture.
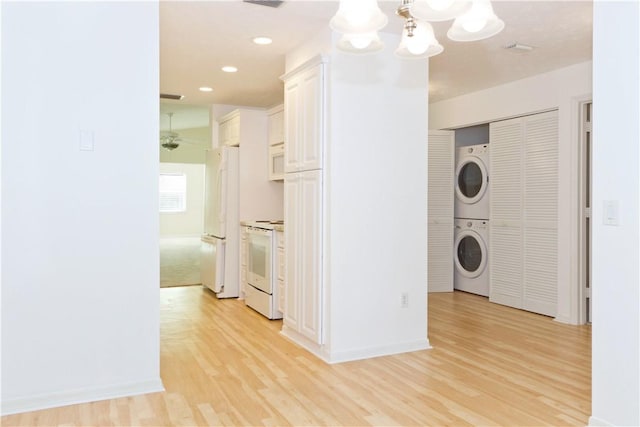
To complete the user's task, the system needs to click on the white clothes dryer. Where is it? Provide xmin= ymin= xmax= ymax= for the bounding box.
xmin=455 ymin=144 xmax=490 ymax=220
xmin=454 ymin=218 xmax=489 ymax=297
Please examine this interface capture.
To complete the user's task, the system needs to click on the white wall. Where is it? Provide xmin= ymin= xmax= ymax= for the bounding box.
xmin=590 ymin=1 xmax=640 ymax=425
xmin=1 ymin=2 xmax=162 ymax=414
xmin=430 ymin=61 xmax=593 ymax=325
xmin=326 ymin=30 xmax=430 ymax=361
xmin=159 ymin=163 xmax=205 ymax=237
xmin=286 ymin=29 xmax=430 ymax=362
xmin=237 ymin=110 xmax=285 ymax=221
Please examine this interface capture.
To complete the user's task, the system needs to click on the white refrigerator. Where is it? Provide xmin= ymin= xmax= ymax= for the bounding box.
xmin=201 ymin=146 xmax=239 ymax=298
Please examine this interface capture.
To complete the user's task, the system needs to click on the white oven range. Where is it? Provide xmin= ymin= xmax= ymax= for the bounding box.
xmin=245 ymin=224 xmax=282 ymax=319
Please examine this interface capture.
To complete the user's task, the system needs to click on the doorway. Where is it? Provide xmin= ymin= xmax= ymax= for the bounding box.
xmin=579 ymin=101 xmax=593 ymax=323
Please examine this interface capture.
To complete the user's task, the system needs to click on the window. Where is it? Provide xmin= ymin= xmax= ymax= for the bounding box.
xmin=159 ymin=173 xmax=187 ymax=213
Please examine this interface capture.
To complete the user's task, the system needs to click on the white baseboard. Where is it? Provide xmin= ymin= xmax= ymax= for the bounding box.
xmin=280 ymin=327 xmax=432 ymax=364
xmin=325 ymin=339 xmax=432 ymax=364
xmin=1 ymin=378 xmax=164 ymax=416
xmin=588 ymin=415 xmax=614 ymax=426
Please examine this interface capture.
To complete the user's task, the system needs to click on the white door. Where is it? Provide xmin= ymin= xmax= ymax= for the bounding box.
xmin=428 ymin=130 xmax=455 ymax=292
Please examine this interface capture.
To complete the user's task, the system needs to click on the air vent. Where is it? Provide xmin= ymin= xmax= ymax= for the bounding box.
xmin=243 ymin=0 xmax=284 ymax=8
xmin=504 ymin=43 xmax=534 ymax=52
xmin=160 ymin=93 xmax=184 ymax=100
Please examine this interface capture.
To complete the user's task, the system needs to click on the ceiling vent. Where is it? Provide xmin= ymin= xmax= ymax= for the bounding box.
xmin=243 ymin=0 xmax=284 ymax=8
xmin=504 ymin=43 xmax=534 ymax=52
xmin=160 ymin=93 xmax=185 ymax=100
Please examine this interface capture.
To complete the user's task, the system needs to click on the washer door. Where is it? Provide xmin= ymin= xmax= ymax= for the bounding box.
xmin=454 ymin=229 xmax=487 ymax=278
xmin=455 ymin=157 xmax=488 ymax=204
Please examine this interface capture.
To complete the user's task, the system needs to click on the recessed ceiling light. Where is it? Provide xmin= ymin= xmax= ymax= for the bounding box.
xmin=222 ymin=66 xmax=238 ymax=73
xmin=199 ymin=87 xmax=213 ymax=92
xmin=253 ymin=36 xmax=273 ymax=45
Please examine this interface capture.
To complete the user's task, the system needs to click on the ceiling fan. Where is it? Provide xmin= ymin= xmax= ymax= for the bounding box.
xmin=160 ymin=112 xmax=184 ymax=151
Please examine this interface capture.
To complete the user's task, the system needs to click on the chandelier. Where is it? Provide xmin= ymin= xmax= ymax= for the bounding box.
xmin=329 ymin=0 xmax=505 ymax=58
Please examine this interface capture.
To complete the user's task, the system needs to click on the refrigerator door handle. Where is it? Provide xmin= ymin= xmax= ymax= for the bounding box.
xmin=217 ymin=166 xmax=227 ymax=226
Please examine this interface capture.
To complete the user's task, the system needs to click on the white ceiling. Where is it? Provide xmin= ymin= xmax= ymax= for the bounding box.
xmin=160 ymin=0 xmax=592 ymax=129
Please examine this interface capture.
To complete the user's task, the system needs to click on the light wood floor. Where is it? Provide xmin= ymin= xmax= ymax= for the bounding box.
xmin=2 ymin=288 xmax=591 ymax=426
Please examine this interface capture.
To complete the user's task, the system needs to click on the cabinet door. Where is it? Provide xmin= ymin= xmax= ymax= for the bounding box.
xmin=300 ymin=65 xmax=324 ymax=171
xmin=240 ymin=226 xmax=248 ymax=297
xmin=299 ymin=170 xmax=323 ymax=344
xmin=284 ymin=63 xmax=324 ymax=173
xmin=283 ymin=175 xmax=300 ymax=330
xmin=284 ymin=80 xmax=301 ymax=173
xmin=227 ymin=116 xmax=240 ymax=146
xmin=268 ymin=109 xmax=284 ymax=146
xmin=219 ymin=121 xmax=229 ymax=147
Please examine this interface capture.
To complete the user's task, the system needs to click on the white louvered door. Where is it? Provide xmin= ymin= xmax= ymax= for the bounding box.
xmin=427 ymin=131 xmax=454 ymax=292
xmin=490 ymin=119 xmax=524 ymax=308
xmin=489 ymin=111 xmax=558 ymax=316
xmin=522 ymin=111 xmax=558 ymax=316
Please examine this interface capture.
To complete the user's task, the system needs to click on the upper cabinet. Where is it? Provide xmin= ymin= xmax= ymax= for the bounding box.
xmin=218 ymin=111 xmax=241 ymax=147
xmin=267 ymin=104 xmax=284 ymax=146
xmin=283 ymin=61 xmax=325 ymax=173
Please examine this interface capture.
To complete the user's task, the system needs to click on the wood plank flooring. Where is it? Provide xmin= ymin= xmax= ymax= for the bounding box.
xmin=2 ymin=288 xmax=591 ymax=426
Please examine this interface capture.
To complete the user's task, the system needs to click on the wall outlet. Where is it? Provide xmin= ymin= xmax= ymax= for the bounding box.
xmin=401 ymin=292 xmax=409 ymax=308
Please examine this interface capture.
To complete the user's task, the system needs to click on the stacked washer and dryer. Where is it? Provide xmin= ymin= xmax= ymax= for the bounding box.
xmin=454 ymin=144 xmax=490 ymax=297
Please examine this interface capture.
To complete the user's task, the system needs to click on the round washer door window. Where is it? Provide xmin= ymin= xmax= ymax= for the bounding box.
xmin=454 ymin=230 xmax=487 ymax=278
xmin=455 ymin=158 xmax=488 ymax=204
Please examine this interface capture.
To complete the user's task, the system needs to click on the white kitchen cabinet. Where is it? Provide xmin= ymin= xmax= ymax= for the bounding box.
xmin=283 ymin=62 xmax=324 ymax=173
xmin=283 ymin=170 xmax=323 ymax=344
xmin=276 ymin=230 xmax=285 ymax=314
xmin=268 ymin=104 xmax=284 ymax=146
xmin=218 ymin=112 xmax=240 ymax=147
xmin=268 ymin=143 xmax=285 ymax=181
xmin=489 ymin=110 xmax=558 ymax=317
xmin=240 ymin=225 xmax=249 ymax=298
xmin=427 ymin=130 xmax=455 ymax=293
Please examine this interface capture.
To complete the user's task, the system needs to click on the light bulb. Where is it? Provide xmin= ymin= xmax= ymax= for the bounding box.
xmin=427 ymin=0 xmax=455 ymax=11
xmin=407 ymin=38 xmax=428 ymax=55
xmin=461 ymin=16 xmax=487 ymax=33
xmin=339 ymin=0 xmax=378 ymax=29
xmin=350 ymin=36 xmax=373 ymax=50
xmin=406 ymin=22 xmax=428 ymax=55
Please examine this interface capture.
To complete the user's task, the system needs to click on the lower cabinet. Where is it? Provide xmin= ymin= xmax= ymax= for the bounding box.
xmin=283 ymin=169 xmax=323 ymax=345
xmin=240 ymin=226 xmax=248 ymax=297
xmin=276 ymin=230 xmax=285 ymax=313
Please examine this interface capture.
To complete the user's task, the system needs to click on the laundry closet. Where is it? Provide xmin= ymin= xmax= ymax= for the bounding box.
xmin=428 ymin=110 xmax=559 ymax=318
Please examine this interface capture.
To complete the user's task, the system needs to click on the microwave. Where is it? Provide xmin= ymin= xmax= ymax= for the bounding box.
xmin=268 ymin=143 xmax=284 ymax=181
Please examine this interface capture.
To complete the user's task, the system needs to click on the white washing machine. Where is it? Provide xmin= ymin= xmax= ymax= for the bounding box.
xmin=454 ymin=218 xmax=489 ymax=297
xmin=455 ymin=143 xmax=490 ymax=220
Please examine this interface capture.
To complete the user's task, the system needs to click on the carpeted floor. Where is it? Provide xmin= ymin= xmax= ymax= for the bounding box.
xmin=160 ymin=236 xmax=201 ymax=288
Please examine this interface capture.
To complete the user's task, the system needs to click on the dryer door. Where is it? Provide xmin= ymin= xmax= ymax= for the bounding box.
xmin=454 ymin=229 xmax=487 ymax=279
xmin=455 ymin=157 xmax=488 ymax=205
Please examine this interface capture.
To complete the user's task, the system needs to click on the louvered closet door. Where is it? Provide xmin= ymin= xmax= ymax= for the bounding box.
xmin=522 ymin=111 xmax=558 ymax=316
xmin=490 ymin=118 xmax=524 ymax=308
xmin=489 ymin=111 xmax=559 ymax=316
xmin=427 ymin=131 xmax=454 ymax=292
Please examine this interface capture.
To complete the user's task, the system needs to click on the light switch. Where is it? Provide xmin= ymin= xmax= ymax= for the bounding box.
xmin=603 ymin=200 xmax=619 ymax=226
xmin=79 ymin=129 xmax=94 ymax=151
